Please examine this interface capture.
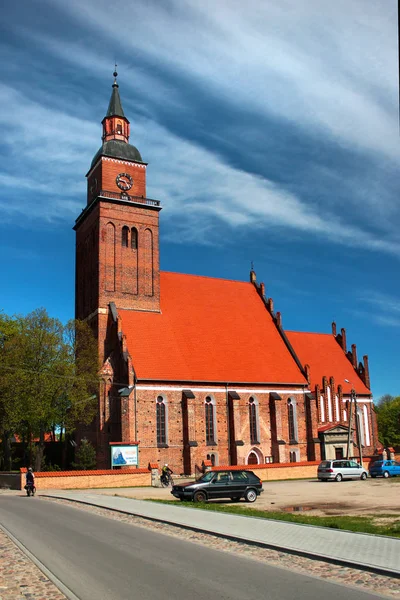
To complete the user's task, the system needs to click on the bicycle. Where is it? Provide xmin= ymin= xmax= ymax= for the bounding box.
xmin=160 ymin=473 xmax=174 ymax=487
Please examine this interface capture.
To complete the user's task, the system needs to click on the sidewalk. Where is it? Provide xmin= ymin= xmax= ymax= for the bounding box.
xmin=43 ymin=490 xmax=400 ymax=578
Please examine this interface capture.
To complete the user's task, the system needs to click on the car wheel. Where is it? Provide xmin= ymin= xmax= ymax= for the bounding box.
xmin=230 ymin=497 xmax=241 ymax=502
xmin=244 ymin=488 xmax=257 ymax=503
xmin=383 ymin=471 xmax=390 ymax=479
xmin=360 ymin=472 xmax=367 ymax=480
xmin=335 ymin=473 xmax=343 ymax=482
xmin=193 ymin=491 xmax=207 ymax=503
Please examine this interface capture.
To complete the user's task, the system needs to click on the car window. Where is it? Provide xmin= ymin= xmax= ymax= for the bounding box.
xmin=349 ymin=461 xmax=359 ymax=468
xmin=371 ymin=461 xmax=383 ymax=467
xmin=197 ymin=471 xmax=215 ymax=483
xmin=333 ymin=461 xmax=344 ymax=468
xmin=232 ymin=471 xmax=249 ymax=482
xmin=319 ymin=461 xmax=331 ymax=468
xmin=216 ymin=471 xmax=231 ymax=483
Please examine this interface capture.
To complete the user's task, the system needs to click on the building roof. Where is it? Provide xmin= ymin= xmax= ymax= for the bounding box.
xmin=119 ymin=272 xmax=307 ymax=384
xmin=90 ymin=139 xmax=143 ymax=169
xmin=286 ymin=331 xmax=370 ymax=395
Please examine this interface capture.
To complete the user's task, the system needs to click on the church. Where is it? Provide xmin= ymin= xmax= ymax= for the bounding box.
xmin=74 ymin=72 xmax=378 ymax=473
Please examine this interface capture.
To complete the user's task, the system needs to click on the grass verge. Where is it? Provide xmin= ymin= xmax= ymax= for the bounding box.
xmin=146 ymin=499 xmax=400 ymax=538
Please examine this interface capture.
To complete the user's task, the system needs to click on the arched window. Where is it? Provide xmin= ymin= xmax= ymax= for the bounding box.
xmin=327 ymin=386 xmax=333 ymax=422
xmin=116 ymin=122 xmax=122 ymax=134
xmin=363 ymin=405 xmax=371 ymax=446
xmin=205 ymin=396 xmax=215 ymax=445
xmin=320 ymin=395 xmax=325 ymax=422
xmin=289 ymin=450 xmax=297 ymax=463
xmin=131 ymin=227 xmax=138 ymax=250
xmin=249 ymin=397 xmax=259 ymax=444
xmin=156 ymin=396 xmax=167 ymax=445
xmin=122 ymin=226 xmax=129 ymax=247
xmin=287 ymin=398 xmax=298 ymax=443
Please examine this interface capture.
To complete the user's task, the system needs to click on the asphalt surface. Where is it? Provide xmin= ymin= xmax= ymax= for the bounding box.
xmin=0 ymin=496 xmax=389 ymax=600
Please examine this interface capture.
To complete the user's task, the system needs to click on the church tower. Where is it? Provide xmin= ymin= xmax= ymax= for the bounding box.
xmin=74 ymin=71 xmax=161 ymax=358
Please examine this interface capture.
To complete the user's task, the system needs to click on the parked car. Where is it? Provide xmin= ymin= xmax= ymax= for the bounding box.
xmin=317 ymin=459 xmax=368 ymax=482
xmin=171 ymin=469 xmax=263 ymax=503
xmin=369 ymin=460 xmax=400 ymax=478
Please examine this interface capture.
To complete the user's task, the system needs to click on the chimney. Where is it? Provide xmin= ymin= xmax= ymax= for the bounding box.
xmin=340 ymin=328 xmax=347 ymax=353
xmin=351 ymin=344 xmax=357 ymax=369
xmin=276 ymin=311 xmax=282 ymax=328
xmin=260 ymin=282 xmax=266 ymax=297
xmin=268 ymin=297 xmax=274 ymax=313
xmin=332 ymin=322 xmax=337 ymax=336
xmin=250 ymin=270 xmax=256 ymax=284
xmin=363 ymin=355 xmax=371 ymax=390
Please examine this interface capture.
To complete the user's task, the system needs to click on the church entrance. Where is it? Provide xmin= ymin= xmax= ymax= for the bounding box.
xmin=247 ymin=452 xmax=258 ymax=465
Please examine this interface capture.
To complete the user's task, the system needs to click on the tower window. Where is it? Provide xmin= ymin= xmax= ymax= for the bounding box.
xmin=131 ymin=227 xmax=138 ymax=250
xmin=122 ymin=226 xmax=129 ymax=247
xmin=116 ymin=122 xmax=122 ymax=134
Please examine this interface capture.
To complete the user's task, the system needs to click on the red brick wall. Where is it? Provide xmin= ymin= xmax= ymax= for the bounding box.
xmin=20 ymin=468 xmax=151 ymax=490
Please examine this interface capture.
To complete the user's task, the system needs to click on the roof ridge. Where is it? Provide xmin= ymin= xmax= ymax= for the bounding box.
xmin=160 ymin=270 xmax=251 ymax=285
xmin=286 ymin=330 xmax=333 ymax=337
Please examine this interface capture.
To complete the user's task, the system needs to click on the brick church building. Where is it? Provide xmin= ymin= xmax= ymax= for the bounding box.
xmin=74 ymin=73 xmax=379 ymax=473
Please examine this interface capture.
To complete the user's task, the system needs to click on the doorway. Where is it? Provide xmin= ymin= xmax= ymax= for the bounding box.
xmin=335 ymin=447 xmax=344 ymax=459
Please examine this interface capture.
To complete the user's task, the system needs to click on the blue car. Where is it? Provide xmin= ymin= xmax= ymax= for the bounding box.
xmin=369 ymin=460 xmax=400 ymax=478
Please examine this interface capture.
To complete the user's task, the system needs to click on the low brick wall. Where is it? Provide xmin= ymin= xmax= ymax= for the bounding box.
xmin=20 ymin=468 xmax=152 ymax=490
xmin=211 ymin=461 xmax=321 ymax=481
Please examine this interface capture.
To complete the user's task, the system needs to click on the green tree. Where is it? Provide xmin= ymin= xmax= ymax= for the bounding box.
xmin=376 ymin=395 xmax=400 ymax=448
xmin=72 ymin=438 xmax=97 ymax=470
xmin=0 ymin=308 xmax=99 ymax=470
xmin=0 ymin=312 xmax=24 ymax=469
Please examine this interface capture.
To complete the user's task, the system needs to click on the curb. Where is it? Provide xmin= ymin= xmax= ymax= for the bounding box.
xmin=0 ymin=522 xmax=80 ymax=600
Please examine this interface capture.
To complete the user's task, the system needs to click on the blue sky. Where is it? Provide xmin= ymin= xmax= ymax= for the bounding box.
xmin=0 ymin=0 xmax=398 ymax=400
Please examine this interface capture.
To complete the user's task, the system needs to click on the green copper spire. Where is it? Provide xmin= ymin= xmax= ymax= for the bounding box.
xmin=105 ymin=67 xmax=126 ymax=118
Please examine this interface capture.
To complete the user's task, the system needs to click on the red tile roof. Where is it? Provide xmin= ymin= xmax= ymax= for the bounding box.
xmin=120 ymin=272 xmax=307 ymax=384
xmin=286 ymin=331 xmax=370 ymax=395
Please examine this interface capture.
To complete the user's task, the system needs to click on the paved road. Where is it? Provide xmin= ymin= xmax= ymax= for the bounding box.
xmin=0 ymin=496 xmax=389 ymax=600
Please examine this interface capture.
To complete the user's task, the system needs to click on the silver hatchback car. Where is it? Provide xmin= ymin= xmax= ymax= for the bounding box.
xmin=317 ymin=459 xmax=368 ymax=482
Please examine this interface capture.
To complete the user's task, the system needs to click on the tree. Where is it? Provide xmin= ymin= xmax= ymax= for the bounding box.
xmin=376 ymin=395 xmax=400 ymax=448
xmin=71 ymin=438 xmax=97 ymax=470
xmin=0 ymin=308 xmax=100 ymax=470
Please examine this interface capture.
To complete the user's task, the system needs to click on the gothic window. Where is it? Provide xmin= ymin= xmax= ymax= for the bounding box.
xmin=289 ymin=451 xmax=297 ymax=463
xmin=131 ymin=227 xmax=138 ymax=250
xmin=249 ymin=397 xmax=259 ymax=444
xmin=156 ymin=396 xmax=167 ymax=446
xmin=288 ymin=398 xmax=298 ymax=443
xmin=327 ymin=386 xmax=333 ymax=422
xmin=122 ymin=226 xmax=129 ymax=247
xmin=363 ymin=405 xmax=371 ymax=446
xmin=205 ymin=396 xmax=215 ymax=445
xmin=116 ymin=122 xmax=122 ymax=134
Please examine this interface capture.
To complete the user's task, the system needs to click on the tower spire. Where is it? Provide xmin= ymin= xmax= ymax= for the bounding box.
xmin=105 ymin=66 xmax=126 ymax=119
xmin=102 ymin=68 xmax=130 ymax=143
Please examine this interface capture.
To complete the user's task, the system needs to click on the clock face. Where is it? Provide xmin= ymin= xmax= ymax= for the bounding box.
xmin=116 ymin=173 xmax=133 ymax=191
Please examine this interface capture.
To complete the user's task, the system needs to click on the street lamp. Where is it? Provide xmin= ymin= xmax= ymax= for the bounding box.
xmin=344 ymin=380 xmax=363 ymax=464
